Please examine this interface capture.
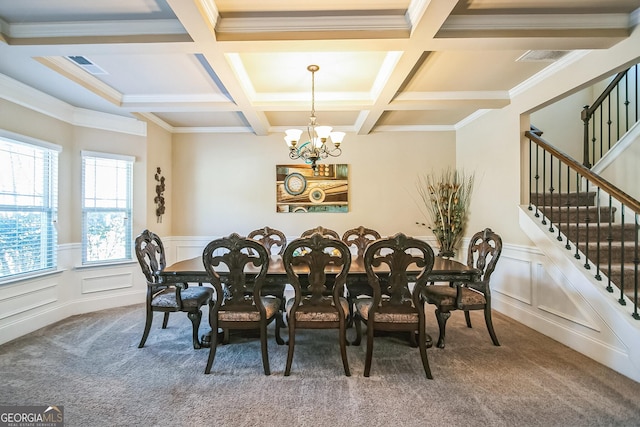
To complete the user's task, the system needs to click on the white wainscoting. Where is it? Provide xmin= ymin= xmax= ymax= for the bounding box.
xmin=0 ymin=243 xmax=146 ymax=346
xmin=512 ymin=207 xmax=640 ymax=382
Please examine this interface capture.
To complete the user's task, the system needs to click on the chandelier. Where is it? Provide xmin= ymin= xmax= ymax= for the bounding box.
xmin=284 ymin=65 xmax=345 ymax=173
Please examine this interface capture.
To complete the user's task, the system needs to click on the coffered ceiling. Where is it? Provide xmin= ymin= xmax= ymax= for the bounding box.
xmin=0 ymin=0 xmax=638 ymax=135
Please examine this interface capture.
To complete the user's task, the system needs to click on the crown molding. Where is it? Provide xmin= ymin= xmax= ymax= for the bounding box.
xmin=216 ymin=14 xmax=410 ymax=35
xmin=0 ymin=73 xmax=146 ymax=136
xmin=373 ymin=124 xmax=455 ymax=132
xmin=441 ymin=13 xmax=631 ymax=32
xmin=172 ymin=126 xmax=252 ymax=134
xmin=5 ymin=19 xmax=186 ymax=39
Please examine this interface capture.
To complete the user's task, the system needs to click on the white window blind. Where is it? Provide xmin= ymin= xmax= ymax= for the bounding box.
xmin=81 ymin=151 xmax=134 ymax=264
xmin=0 ymin=135 xmax=59 ymax=280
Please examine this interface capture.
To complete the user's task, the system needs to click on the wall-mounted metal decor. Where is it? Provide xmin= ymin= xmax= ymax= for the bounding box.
xmin=276 ymin=164 xmax=348 ymax=213
xmin=154 ymin=167 xmax=166 ymax=223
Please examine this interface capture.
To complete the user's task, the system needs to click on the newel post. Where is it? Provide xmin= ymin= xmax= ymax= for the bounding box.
xmin=581 ymin=105 xmax=592 ymax=169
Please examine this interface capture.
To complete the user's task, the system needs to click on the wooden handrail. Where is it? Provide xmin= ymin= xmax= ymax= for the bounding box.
xmin=582 ymin=68 xmax=629 ymax=119
xmin=525 ymin=129 xmax=640 ymax=214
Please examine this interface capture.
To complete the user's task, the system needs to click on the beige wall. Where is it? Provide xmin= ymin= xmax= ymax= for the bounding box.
xmin=171 ymin=131 xmax=456 ymax=238
xmin=530 ymin=88 xmax=593 ymax=161
xmin=145 ymin=121 xmax=173 ymax=237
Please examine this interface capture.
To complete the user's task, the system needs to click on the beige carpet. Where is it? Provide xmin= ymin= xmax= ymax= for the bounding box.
xmin=1 ymin=304 xmax=640 ymax=426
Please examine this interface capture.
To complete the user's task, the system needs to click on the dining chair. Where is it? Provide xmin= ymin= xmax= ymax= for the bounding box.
xmin=247 ymin=226 xmax=287 ymax=345
xmin=422 ymin=228 xmax=503 ymax=349
xmin=354 ymin=233 xmax=436 ymax=378
xmin=247 ymin=226 xmax=287 ymax=256
xmin=341 ymin=226 xmax=381 ymax=327
xmin=135 ymin=229 xmax=214 ymax=349
xmin=202 ymin=233 xmax=278 ymax=375
xmin=300 ymin=226 xmax=340 ymax=239
xmin=282 ymin=233 xmax=352 ymax=376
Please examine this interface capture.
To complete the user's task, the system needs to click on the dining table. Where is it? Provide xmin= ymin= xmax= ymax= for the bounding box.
xmin=157 ymin=253 xmax=482 ymax=347
xmin=158 ymin=254 xmax=481 ymax=286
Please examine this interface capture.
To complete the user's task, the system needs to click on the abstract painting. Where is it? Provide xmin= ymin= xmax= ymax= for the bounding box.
xmin=276 ymin=164 xmax=349 ymax=213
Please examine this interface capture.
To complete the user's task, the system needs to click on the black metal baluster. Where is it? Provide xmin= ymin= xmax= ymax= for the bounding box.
xmin=633 ymin=213 xmax=639 ymax=320
xmin=557 ymin=158 xmax=563 ymax=241
xmin=616 ymin=83 xmax=621 ymax=144
xmin=542 ymin=149 xmax=547 ymax=226
xmin=607 ymin=95 xmax=612 ymax=165
xmin=595 ymin=187 xmax=602 ymax=281
xmin=583 ymin=178 xmax=591 ymax=270
xmin=528 ymin=138 xmax=533 ymax=212
xmin=566 ymin=165 xmax=571 ymax=250
xmin=624 ymin=72 xmax=629 ymax=133
xmin=634 ymin=64 xmax=640 ymax=122
xmin=619 ymin=205 xmax=626 ymax=306
xmin=574 ymin=171 xmax=581 ymax=260
xmin=534 ymin=144 xmax=540 ymax=218
xmin=606 ymin=194 xmax=614 ymax=293
xmin=599 ymin=108 xmax=603 ymax=162
xmin=549 ymin=156 xmax=555 ymax=232
xmin=591 ymin=117 xmax=597 ymax=163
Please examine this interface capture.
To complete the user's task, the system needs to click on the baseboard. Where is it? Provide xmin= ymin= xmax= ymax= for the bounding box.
xmin=0 ymin=290 xmax=144 ymax=346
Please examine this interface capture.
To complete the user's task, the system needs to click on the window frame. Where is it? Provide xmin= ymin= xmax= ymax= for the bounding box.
xmin=81 ymin=150 xmax=135 ymax=265
xmin=0 ymin=131 xmax=60 ymax=282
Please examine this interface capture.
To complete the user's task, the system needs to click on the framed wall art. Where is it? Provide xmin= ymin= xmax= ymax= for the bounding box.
xmin=276 ymin=164 xmax=348 ymax=213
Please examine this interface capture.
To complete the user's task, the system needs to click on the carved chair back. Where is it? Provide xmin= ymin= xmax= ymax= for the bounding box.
xmin=202 ymin=233 xmax=270 ymax=312
xmin=466 ymin=228 xmax=502 ymax=290
xmin=364 ymin=233 xmax=435 ymax=310
xmin=300 ymin=226 xmax=340 ymax=240
xmin=283 ymin=233 xmax=351 ymax=309
xmin=247 ymin=226 xmax=287 ymax=256
xmin=342 ymin=226 xmax=381 ymax=258
xmin=135 ymin=229 xmax=166 ymax=284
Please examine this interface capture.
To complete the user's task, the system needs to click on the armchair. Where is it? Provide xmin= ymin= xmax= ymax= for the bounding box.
xmin=135 ymin=229 xmax=213 ymax=349
xmin=422 ymin=228 xmax=503 ymax=349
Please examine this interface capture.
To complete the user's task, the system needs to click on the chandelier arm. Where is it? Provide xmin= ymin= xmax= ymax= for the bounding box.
xmin=327 ymin=147 xmax=342 ymax=157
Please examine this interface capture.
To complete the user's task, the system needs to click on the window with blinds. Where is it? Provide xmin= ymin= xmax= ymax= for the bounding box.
xmin=81 ymin=151 xmax=134 ymax=264
xmin=0 ymin=134 xmax=59 ymax=280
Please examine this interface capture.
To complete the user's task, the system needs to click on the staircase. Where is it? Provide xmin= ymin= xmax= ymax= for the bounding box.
xmin=531 ymin=192 xmax=639 ymax=305
xmin=524 ymin=62 xmax=640 ymax=316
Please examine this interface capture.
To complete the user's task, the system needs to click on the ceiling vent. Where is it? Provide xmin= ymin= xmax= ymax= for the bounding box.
xmin=516 ymin=50 xmax=570 ymax=63
xmin=67 ymin=56 xmax=108 ymax=75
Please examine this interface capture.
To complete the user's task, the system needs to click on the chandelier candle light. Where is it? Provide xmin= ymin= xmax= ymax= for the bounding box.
xmin=284 ymin=65 xmax=345 ymax=174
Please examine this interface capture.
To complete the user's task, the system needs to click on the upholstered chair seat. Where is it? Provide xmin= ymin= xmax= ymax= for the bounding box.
xmin=218 ymin=297 xmax=280 ymax=322
xmin=286 ymin=297 xmax=349 ymax=322
xmin=151 ymin=286 xmax=213 ymax=309
xmin=355 ymin=298 xmax=420 ymax=323
xmin=421 ymin=286 xmax=487 ymax=308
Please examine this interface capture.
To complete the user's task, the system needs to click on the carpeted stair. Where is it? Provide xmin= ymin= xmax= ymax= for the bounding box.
xmin=531 ymin=191 xmax=639 ymax=303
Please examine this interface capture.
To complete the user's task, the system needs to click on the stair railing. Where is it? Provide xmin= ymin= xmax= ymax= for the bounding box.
xmin=581 ymin=63 xmax=639 ymax=168
xmin=526 ymin=127 xmax=640 ymax=319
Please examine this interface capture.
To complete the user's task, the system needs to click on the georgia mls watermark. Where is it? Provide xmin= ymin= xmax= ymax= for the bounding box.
xmin=0 ymin=406 xmax=64 ymax=427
